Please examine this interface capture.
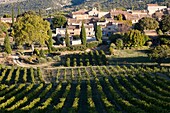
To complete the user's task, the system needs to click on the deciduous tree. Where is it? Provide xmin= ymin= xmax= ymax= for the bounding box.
xmin=134 ymin=17 xmax=159 ymax=31
xmin=52 ymin=15 xmax=67 ymax=29
xmin=148 ymin=45 xmax=170 ymax=66
xmin=160 ymin=15 xmax=170 ymax=32
xmin=124 ymin=30 xmax=149 ymax=47
xmin=13 ymin=11 xmax=50 ymax=51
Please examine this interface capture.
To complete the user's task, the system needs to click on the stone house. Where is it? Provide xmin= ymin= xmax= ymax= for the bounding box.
xmin=147 ymin=4 xmax=167 ymax=15
xmin=56 ymin=23 xmax=94 ymax=37
xmin=70 ymin=7 xmax=109 ymax=20
xmin=70 ymin=9 xmax=89 ymax=20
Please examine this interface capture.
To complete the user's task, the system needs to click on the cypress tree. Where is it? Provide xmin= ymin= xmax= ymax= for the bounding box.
xmin=17 ymin=6 xmax=20 ymax=16
xmin=11 ymin=5 xmax=14 ymax=27
xmin=4 ymin=32 xmax=12 ymax=54
xmin=80 ymin=22 xmax=86 ymax=46
xmin=95 ymin=25 xmax=102 ymax=41
xmin=65 ymin=28 xmax=70 ymax=47
xmin=38 ymin=9 xmax=42 ymax=17
xmin=47 ymin=30 xmax=53 ymax=53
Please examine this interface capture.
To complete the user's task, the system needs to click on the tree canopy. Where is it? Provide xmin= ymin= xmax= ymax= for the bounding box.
xmin=148 ymin=45 xmax=170 ymax=66
xmin=160 ymin=15 xmax=170 ymax=32
xmin=134 ymin=17 xmax=159 ymax=31
xmin=52 ymin=15 xmax=67 ymax=29
xmin=124 ymin=29 xmax=149 ymax=47
xmin=13 ymin=11 xmax=50 ymax=47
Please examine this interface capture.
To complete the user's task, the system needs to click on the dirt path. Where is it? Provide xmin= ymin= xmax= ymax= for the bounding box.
xmin=12 ymin=55 xmax=54 ymax=68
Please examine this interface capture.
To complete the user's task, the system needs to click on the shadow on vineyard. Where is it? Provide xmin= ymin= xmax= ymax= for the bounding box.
xmin=0 ymin=65 xmax=170 ymax=113
xmin=109 ymin=57 xmax=170 ymax=65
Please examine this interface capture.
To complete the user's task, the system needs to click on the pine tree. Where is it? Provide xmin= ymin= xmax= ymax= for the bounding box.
xmin=47 ymin=30 xmax=53 ymax=53
xmin=80 ymin=22 xmax=86 ymax=46
xmin=4 ymin=32 xmax=12 ymax=54
xmin=65 ymin=28 xmax=70 ymax=47
xmin=95 ymin=25 xmax=102 ymax=41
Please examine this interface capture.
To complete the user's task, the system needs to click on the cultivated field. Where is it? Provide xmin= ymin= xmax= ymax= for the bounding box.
xmin=0 ymin=65 xmax=170 ymax=113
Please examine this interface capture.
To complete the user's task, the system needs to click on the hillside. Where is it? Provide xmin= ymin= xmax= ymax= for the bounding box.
xmin=0 ymin=0 xmax=169 ymax=16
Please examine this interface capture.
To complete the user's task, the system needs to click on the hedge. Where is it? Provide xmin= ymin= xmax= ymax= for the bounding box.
xmin=52 ymin=41 xmax=101 ymax=52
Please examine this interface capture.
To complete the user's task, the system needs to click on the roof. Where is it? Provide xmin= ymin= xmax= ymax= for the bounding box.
xmin=68 ymin=18 xmax=91 ymax=24
xmin=147 ymin=4 xmax=158 ymax=6
xmin=72 ymin=9 xmax=88 ymax=15
xmin=67 ymin=24 xmax=93 ymax=29
xmin=110 ymin=10 xmax=132 ymax=20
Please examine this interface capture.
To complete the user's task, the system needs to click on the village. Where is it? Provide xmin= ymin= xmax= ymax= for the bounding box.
xmin=0 ymin=3 xmax=170 ymax=46
xmin=44 ymin=4 xmax=170 ymax=45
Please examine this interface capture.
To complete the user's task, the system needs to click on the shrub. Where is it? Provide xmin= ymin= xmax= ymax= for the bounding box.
xmin=72 ymin=35 xmax=80 ymax=40
xmin=80 ymin=62 xmax=83 ymax=66
xmin=86 ymin=61 xmax=90 ymax=66
xmin=109 ymin=46 xmax=114 ymax=55
xmin=73 ymin=61 xmax=77 ymax=67
xmin=52 ymin=45 xmax=86 ymax=51
xmin=47 ymin=57 xmax=53 ymax=62
xmin=53 ymin=56 xmax=61 ymax=62
xmin=66 ymin=58 xmax=70 ymax=67
xmin=86 ymin=41 xmax=100 ymax=48
xmin=73 ymin=58 xmax=77 ymax=67
xmin=38 ymin=57 xmax=47 ymax=64
xmin=116 ymin=38 xmax=124 ymax=49
xmin=39 ymin=49 xmax=45 ymax=58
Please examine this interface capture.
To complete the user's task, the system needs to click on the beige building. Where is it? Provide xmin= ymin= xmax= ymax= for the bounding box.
xmin=88 ymin=7 xmax=109 ymax=18
xmin=68 ymin=24 xmax=94 ymax=37
xmin=70 ymin=9 xmax=89 ymax=20
xmin=0 ymin=18 xmax=16 ymax=23
xmin=129 ymin=11 xmax=150 ymax=24
xmin=56 ymin=24 xmax=95 ymax=37
xmin=70 ymin=7 xmax=109 ymax=20
xmin=147 ymin=4 xmax=167 ymax=15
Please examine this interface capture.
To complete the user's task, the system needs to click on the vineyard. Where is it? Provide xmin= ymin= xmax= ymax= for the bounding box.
xmin=63 ymin=50 xmax=107 ymax=67
xmin=0 ymin=65 xmax=170 ymax=113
